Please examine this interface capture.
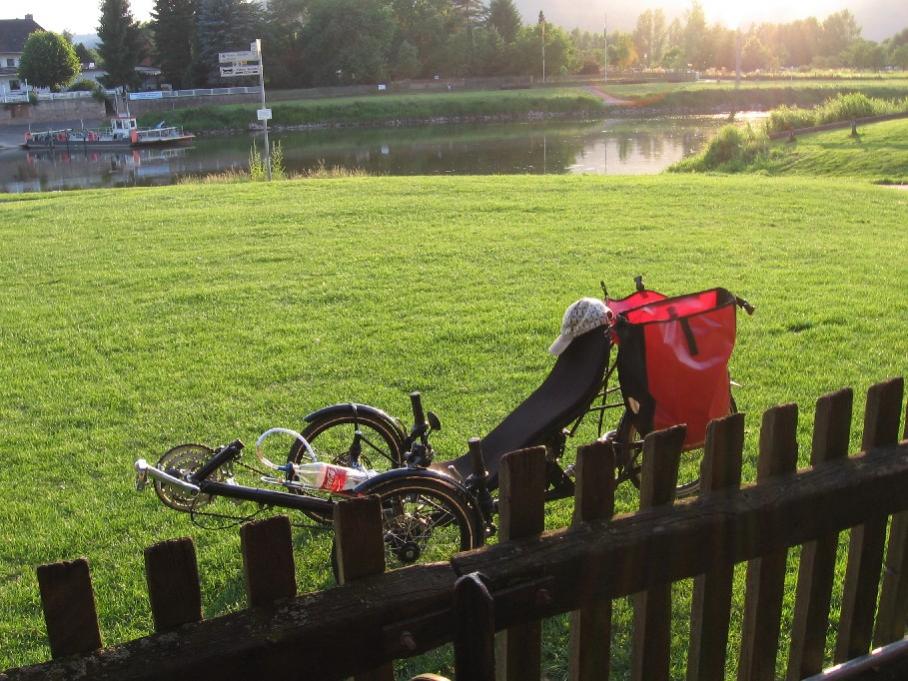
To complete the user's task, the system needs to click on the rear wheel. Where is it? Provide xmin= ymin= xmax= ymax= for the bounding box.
xmin=614 ymin=396 xmax=737 ymax=499
xmin=332 ymin=476 xmax=482 ymax=577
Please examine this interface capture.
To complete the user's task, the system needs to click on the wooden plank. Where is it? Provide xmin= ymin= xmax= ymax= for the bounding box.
xmin=239 ymin=515 xmax=296 ymax=608
xmin=36 ymin=558 xmax=103 ymax=658
xmin=6 ymin=562 xmax=459 ymax=681
xmin=632 ymin=425 xmax=684 ymax=681
xmin=454 ymin=573 xmax=496 ymax=681
xmin=738 ymin=403 xmax=799 ymax=681
xmin=334 ymin=495 xmax=393 ymax=681
xmin=837 ymin=378 xmax=905 ymax=663
xmin=496 ymin=446 xmax=546 ymax=681
xmin=787 ymin=388 xmax=853 ymax=681
xmin=568 ymin=441 xmax=616 ymax=681
xmin=687 ymin=413 xmax=745 ymax=681
xmin=144 ymin=537 xmax=202 ymax=632
xmin=873 ymin=399 xmax=908 ymax=648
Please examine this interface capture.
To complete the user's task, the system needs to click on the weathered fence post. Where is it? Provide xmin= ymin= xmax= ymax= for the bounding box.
xmin=787 ymin=388 xmax=853 ymax=680
xmin=631 ymin=425 xmax=684 ymax=681
xmin=496 ymin=446 xmax=547 ymax=681
xmin=738 ymin=403 xmax=799 ymax=681
xmin=836 ymin=378 xmax=905 ymax=662
xmin=36 ymin=558 xmax=103 ymax=658
xmin=568 ymin=440 xmax=616 ymax=681
xmin=240 ymin=514 xmax=297 ymax=608
xmin=687 ymin=413 xmax=745 ymax=681
xmin=874 ymin=396 xmax=908 ymax=647
xmin=334 ymin=495 xmax=393 ymax=681
xmin=144 ymin=537 xmax=203 ymax=632
xmin=454 ymin=572 xmax=496 ymax=681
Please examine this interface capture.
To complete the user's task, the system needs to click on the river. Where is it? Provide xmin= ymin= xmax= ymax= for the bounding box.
xmin=0 ymin=116 xmax=763 ymax=193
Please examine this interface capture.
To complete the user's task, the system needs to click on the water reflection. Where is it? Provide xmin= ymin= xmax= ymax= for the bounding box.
xmin=0 ymin=117 xmax=753 ymax=193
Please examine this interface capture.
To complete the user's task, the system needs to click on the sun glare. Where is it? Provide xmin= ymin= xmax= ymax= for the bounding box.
xmin=699 ymin=0 xmax=843 ymax=30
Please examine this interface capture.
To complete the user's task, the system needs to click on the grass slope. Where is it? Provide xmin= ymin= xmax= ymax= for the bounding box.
xmin=0 ymin=176 xmax=906 ymax=678
xmin=756 ymin=117 xmax=908 ymax=182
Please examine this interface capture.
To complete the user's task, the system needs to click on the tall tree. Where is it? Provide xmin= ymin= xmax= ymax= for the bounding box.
xmin=821 ymin=10 xmax=861 ymax=57
xmin=97 ymin=0 xmax=143 ymax=88
xmin=260 ymin=0 xmax=308 ymax=87
xmin=486 ymin=0 xmax=520 ymax=44
xmin=633 ymin=9 xmax=666 ymax=67
xmin=300 ymin=0 xmax=395 ymax=84
xmin=18 ymin=31 xmax=81 ymax=91
xmin=195 ymin=0 xmax=261 ymax=85
xmin=681 ymin=0 xmax=709 ymax=69
xmin=151 ymin=0 xmax=197 ymax=89
xmin=390 ymin=0 xmax=451 ymax=78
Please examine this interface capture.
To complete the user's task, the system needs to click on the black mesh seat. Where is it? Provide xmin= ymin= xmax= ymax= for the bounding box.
xmin=432 ymin=327 xmax=612 ymax=485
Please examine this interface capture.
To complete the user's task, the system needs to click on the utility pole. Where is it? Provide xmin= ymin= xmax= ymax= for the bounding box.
xmin=603 ymin=13 xmax=608 ymax=83
xmin=539 ymin=11 xmax=546 ymax=84
xmin=735 ymin=29 xmax=742 ymax=88
xmin=220 ymin=39 xmax=272 ymax=180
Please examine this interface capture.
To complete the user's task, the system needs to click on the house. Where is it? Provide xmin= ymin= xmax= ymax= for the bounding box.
xmin=0 ymin=14 xmax=43 ymax=95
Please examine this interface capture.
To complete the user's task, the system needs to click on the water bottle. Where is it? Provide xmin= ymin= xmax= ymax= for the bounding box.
xmin=294 ymin=461 xmax=372 ymax=492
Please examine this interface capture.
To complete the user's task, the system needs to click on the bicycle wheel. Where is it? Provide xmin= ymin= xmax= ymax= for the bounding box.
xmin=291 ymin=413 xmax=405 ymax=472
xmin=615 ymin=396 xmax=737 ymax=499
xmin=333 ymin=476 xmax=483 ymax=576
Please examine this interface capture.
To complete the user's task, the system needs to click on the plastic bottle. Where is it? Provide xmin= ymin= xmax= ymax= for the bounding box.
xmin=294 ymin=461 xmax=373 ymax=492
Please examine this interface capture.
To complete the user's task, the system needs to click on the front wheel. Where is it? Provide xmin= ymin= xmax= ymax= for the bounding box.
xmin=332 ymin=475 xmax=483 ymax=577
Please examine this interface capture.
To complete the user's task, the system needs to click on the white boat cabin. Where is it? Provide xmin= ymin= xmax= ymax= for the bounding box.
xmin=111 ymin=115 xmax=139 ymax=140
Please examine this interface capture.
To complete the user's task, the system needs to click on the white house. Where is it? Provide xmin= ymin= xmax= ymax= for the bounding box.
xmin=0 ymin=14 xmax=43 ymax=95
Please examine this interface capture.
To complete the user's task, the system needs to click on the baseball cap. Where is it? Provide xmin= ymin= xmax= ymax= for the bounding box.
xmin=549 ymin=298 xmax=613 ymax=356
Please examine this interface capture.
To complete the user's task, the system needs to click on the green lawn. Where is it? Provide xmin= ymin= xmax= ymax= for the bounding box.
xmin=754 ymin=117 xmax=908 ymax=182
xmin=0 ymin=176 xmax=906 ymax=678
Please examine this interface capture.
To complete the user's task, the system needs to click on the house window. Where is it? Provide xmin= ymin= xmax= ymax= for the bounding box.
xmin=6 ymin=59 xmax=14 ymax=68
xmin=9 ymin=80 xmax=20 ymax=91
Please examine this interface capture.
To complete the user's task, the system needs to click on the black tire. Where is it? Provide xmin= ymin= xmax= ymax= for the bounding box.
xmin=615 ymin=396 xmax=738 ymax=499
xmin=287 ymin=412 xmax=406 ymax=523
xmin=332 ymin=475 xmax=483 ymax=577
xmin=292 ymin=413 xmax=405 ymax=471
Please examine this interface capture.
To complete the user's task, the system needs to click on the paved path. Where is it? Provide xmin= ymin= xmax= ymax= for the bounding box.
xmin=583 ymin=85 xmax=633 ymax=107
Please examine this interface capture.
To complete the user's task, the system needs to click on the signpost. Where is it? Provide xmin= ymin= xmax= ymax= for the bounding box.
xmin=219 ymin=39 xmax=271 ymax=180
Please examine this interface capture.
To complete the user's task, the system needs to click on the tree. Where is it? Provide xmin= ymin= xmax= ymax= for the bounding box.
xmin=821 ymin=10 xmax=861 ymax=57
xmin=74 ymin=42 xmax=100 ymax=65
xmin=260 ymin=0 xmax=308 ymax=88
xmin=633 ymin=9 xmax=666 ymax=68
xmin=97 ymin=0 xmax=143 ymax=88
xmin=682 ymin=0 xmax=708 ymax=68
xmin=390 ymin=0 xmax=453 ymax=77
xmin=18 ymin=31 xmax=81 ymax=91
xmin=151 ymin=0 xmax=197 ymax=89
xmin=195 ymin=0 xmax=261 ymax=85
xmin=741 ymin=36 xmax=772 ymax=72
xmin=300 ymin=0 xmax=395 ymax=84
xmin=486 ymin=0 xmax=520 ymax=43
xmin=392 ymin=40 xmax=420 ymax=78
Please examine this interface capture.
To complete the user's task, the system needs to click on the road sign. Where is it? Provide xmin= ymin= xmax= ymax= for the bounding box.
xmin=220 ymin=64 xmax=262 ymax=77
xmin=257 ymin=108 xmax=272 ymax=121
xmin=219 ymin=50 xmax=258 ymax=63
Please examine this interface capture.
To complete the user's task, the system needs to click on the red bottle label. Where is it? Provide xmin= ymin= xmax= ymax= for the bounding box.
xmin=322 ymin=465 xmax=348 ymax=492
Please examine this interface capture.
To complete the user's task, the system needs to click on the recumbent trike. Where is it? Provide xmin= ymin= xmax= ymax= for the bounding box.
xmin=134 ymin=278 xmax=754 ymax=569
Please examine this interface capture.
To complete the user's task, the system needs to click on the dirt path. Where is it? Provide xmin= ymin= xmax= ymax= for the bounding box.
xmin=584 ymin=85 xmax=633 ymax=107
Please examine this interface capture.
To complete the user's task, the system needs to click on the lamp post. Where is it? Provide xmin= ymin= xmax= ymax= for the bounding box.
xmin=735 ymin=28 xmax=742 ymax=88
xmin=539 ymin=11 xmax=546 ymax=84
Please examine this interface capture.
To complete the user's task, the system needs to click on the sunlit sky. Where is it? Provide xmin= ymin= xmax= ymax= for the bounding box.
xmin=5 ymin=0 xmax=906 ymax=41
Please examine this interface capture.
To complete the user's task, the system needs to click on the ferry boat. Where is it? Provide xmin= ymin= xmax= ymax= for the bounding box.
xmin=22 ymin=114 xmax=194 ymax=150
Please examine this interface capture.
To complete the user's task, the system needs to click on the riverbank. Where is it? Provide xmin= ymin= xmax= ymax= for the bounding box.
xmin=1 ymin=174 xmax=906 ymax=679
xmin=672 ymin=117 xmax=908 ymax=183
xmin=137 ymin=80 xmax=908 ymax=135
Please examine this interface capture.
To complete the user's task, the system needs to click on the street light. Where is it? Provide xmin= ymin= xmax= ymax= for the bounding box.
xmin=603 ymin=13 xmax=608 ymax=83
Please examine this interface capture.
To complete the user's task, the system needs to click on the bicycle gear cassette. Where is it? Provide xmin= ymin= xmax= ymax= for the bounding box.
xmin=153 ymin=444 xmax=221 ymax=511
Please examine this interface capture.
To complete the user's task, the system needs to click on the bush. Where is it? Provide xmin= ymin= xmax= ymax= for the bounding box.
xmin=68 ymin=79 xmax=100 ymax=92
xmin=762 ymin=93 xmax=908 ymax=134
xmin=670 ymin=124 xmax=768 ymax=173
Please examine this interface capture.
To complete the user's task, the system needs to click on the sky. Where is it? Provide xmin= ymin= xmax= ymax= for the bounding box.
xmin=6 ymin=0 xmax=907 ymax=41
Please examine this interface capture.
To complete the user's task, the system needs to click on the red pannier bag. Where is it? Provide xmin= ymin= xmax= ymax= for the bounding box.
xmin=612 ymin=288 xmax=738 ymax=450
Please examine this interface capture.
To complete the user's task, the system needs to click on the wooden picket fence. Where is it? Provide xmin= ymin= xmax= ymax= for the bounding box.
xmin=2 ymin=377 xmax=907 ymax=681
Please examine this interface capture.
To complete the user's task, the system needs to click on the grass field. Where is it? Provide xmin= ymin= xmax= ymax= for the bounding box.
xmin=1 ymin=175 xmax=906 ymax=678
xmin=755 ymin=117 xmax=908 ymax=181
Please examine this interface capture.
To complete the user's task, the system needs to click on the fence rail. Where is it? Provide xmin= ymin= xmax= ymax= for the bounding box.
xmin=1 ymin=377 xmax=906 ymax=681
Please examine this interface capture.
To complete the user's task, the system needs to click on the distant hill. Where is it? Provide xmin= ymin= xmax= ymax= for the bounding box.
xmin=71 ymin=33 xmax=99 ymax=48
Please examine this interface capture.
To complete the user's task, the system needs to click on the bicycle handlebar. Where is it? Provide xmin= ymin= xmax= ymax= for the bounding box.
xmin=410 ymin=391 xmax=426 ymax=427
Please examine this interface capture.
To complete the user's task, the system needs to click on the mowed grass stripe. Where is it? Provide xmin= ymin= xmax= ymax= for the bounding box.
xmin=0 ymin=175 xmax=905 ymax=678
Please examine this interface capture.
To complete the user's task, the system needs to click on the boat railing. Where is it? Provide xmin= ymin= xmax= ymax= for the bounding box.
xmin=138 ymin=126 xmax=186 ymax=140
